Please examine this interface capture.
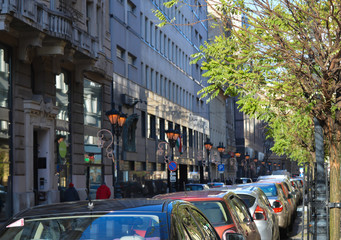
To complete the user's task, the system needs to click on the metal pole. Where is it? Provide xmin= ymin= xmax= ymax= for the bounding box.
xmin=313 ymin=117 xmax=327 ymax=239
xmin=207 ymin=149 xmax=211 ymax=183
xmin=302 ymin=162 xmax=306 ymax=240
xmin=307 ymin=164 xmax=310 ymax=240
xmin=115 ymin=134 xmax=122 ymax=198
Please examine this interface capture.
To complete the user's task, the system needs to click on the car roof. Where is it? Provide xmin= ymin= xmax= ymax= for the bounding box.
xmin=213 ymin=186 xmax=260 ymax=197
xmin=154 ymin=190 xmax=235 ymax=200
xmin=11 ymin=199 xmax=179 ymax=219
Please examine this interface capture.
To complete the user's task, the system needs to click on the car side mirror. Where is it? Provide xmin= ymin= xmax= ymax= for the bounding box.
xmin=223 ymin=232 xmax=246 ymax=240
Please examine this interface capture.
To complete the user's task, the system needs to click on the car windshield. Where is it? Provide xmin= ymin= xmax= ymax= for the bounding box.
xmin=1 ymin=213 xmax=167 ymax=240
xmin=192 ymin=201 xmax=234 ymax=226
xmin=258 ymin=185 xmax=278 ymax=197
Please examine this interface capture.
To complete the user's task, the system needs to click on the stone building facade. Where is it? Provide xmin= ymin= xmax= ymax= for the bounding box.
xmin=0 ymin=0 xmax=113 ymax=219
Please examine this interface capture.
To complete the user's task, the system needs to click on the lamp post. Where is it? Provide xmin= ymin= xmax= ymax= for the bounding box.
xmin=217 ymin=142 xmax=225 ymax=182
xmin=204 ymin=138 xmax=213 ymax=183
xmin=106 ymin=108 xmax=127 ymax=198
xmin=165 ymin=128 xmax=180 ymax=192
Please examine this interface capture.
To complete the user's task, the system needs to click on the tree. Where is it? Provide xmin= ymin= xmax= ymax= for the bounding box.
xmin=155 ymin=0 xmax=341 ymax=238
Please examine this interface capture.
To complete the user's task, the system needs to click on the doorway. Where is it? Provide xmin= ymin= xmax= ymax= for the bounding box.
xmin=33 ymin=129 xmax=49 ymax=205
xmin=179 ymin=164 xmax=188 ymax=191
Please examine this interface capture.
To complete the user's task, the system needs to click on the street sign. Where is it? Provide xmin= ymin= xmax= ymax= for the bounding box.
xmin=168 ymin=161 xmax=178 ymax=172
xmin=170 ymin=173 xmax=176 ymax=182
xmin=218 ymin=164 xmax=225 ymax=173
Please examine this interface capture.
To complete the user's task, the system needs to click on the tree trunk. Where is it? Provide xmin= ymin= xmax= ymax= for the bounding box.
xmin=329 ymin=138 xmax=341 ymax=240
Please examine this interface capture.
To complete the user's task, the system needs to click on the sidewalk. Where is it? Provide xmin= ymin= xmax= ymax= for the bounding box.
xmin=284 ymin=205 xmax=312 ymax=240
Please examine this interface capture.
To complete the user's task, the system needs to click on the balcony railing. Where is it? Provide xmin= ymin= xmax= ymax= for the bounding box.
xmin=0 ymin=0 xmax=98 ymax=58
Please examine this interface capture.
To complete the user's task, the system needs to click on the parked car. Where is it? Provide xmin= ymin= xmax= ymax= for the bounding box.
xmin=235 ymin=178 xmax=253 ymax=184
xmin=290 ymin=178 xmax=303 ymax=203
xmin=0 ymin=198 xmax=222 ymax=240
xmin=208 ymin=182 xmax=226 ymax=188
xmin=257 ymin=175 xmax=299 ymax=210
xmin=239 ymin=182 xmax=291 ymax=232
xmin=154 ymin=190 xmax=260 ymax=240
xmin=218 ymin=185 xmax=280 ymax=240
xmin=257 ymin=180 xmax=295 ymax=228
xmin=185 ymin=183 xmax=210 ymax=191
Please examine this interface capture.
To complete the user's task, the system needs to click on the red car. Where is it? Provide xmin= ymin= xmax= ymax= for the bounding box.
xmin=154 ymin=190 xmax=261 ymax=240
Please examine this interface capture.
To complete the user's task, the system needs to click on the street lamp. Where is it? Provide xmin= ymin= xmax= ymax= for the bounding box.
xmin=165 ymin=128 xmax=180 ymax=192
xmin=106 ymin=108 xmax=127 ymax=198
xmin=217 ymin=142 xmax=225 ymax=182
xmin=204 ymin=138 xmax=213 ymax=183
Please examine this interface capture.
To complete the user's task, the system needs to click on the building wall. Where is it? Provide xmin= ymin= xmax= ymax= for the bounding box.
xmin=109 ymin=0 xmax=211 ymax=192
xmin=0 ymin=0 xmax=113 ymax=218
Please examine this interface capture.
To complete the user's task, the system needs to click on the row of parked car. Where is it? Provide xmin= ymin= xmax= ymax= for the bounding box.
xmin=183 ymin=174 xmax=304 ymax=240
xmin=0 ymin=174 xmax=303 ymax=239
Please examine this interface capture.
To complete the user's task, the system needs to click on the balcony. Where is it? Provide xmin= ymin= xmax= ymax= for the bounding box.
xmin=0 ymin=0 xmax=98 ymax=59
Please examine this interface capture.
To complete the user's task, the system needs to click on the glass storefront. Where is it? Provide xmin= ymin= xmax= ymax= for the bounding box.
xmin=83 ymin=78 xmax=103 ymax=199
xmin=0 ymin=44 xmax=11 ymax=220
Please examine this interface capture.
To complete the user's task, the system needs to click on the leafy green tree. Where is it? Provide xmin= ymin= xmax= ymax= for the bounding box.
xmin=155 ymin=0 xmax=341 ymax=238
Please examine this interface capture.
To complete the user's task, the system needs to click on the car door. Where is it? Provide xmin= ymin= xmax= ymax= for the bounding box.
xmin=229 ymin=195 xmax=261 ymax=240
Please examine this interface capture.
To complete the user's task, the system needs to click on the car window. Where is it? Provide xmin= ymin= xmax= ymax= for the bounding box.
xmin=171 ymin=213 xmax=190 ymax=240
xmin=237 ymin=194 xmax=256 ymax=208
xmin=258 ymin=185 xmax=277 ymax=197
xmin=1 ymin=214 xmax=166 ymax=240
xmin=191 ymin=208 xmax=219 ymax=239
xmin=230 ymin=196 xmax=252 ymax=223
xmin=258 ymin=190 xmax=271 ymax=207
xmin=179 ymin=206 xmax=205 ymax=239
xmin=276 ymin=184 xmax=285 ymax=199
xmin=186 ymin=185 xmax=203 ymax=191
xmin=192 ymin=201 xmax=234 ymax=226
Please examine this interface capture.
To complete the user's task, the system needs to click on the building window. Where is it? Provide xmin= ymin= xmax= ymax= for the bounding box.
xmin=168 ymin=121 xmax=173 ymax=130
xmin=56 ymin=71 xmax=71 ymax=189
xmin=86 ymin=1 xmax=93 ymax=33
xmin=116 ymin=45 xmax=125 ymax=59
xmin=128 ymin=53 xmax=136 ymax=66
xmin=127 ymin=0 xmax=136 ymax=13
xmin=182 ymin=126 xmax=187 ymax=147
xmin=141 ymin=111 xmax=146 ymax=137
xmin=148 ymin=114 xmax=156 ymax=139
xmin=56 ymin=72 xmax=69 ymax=122
xmin=84 ymin=78 xmax=102 ymax=128
xmin=189 ymin=129 xmax=193 ymax=147
xmin=145 ymin=17 xmax=148 ymax=42
xmin=160 ymin=118 xmax=165 ymax=140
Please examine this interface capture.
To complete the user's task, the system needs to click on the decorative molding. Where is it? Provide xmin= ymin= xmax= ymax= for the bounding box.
xmin=23 ymin=95 xmax=59 ymax=122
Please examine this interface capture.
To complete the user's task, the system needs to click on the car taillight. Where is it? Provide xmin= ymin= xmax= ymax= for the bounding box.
xmin=272 ymin=200 xmax=283 ymax=213
xmin=253 ymin=205 xmax=267 ymax=220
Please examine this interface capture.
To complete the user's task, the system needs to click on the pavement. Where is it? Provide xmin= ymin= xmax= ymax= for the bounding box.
xmin=284 ymin=205 xmax=312 ymax=240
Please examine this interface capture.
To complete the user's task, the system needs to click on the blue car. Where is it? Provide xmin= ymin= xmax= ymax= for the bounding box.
xmin=0 ymin=198 xmax=224 ymax=240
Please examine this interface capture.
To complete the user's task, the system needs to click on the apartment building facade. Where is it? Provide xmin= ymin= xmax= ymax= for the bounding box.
xmin=109 ymin=0 xmax=212 ymax=196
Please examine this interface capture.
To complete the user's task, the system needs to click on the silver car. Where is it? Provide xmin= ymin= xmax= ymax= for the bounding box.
xmin=215 ymin=185 xmax=280 ymax=240
xmin=245 ymin=182 xmax=291 ymax=231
